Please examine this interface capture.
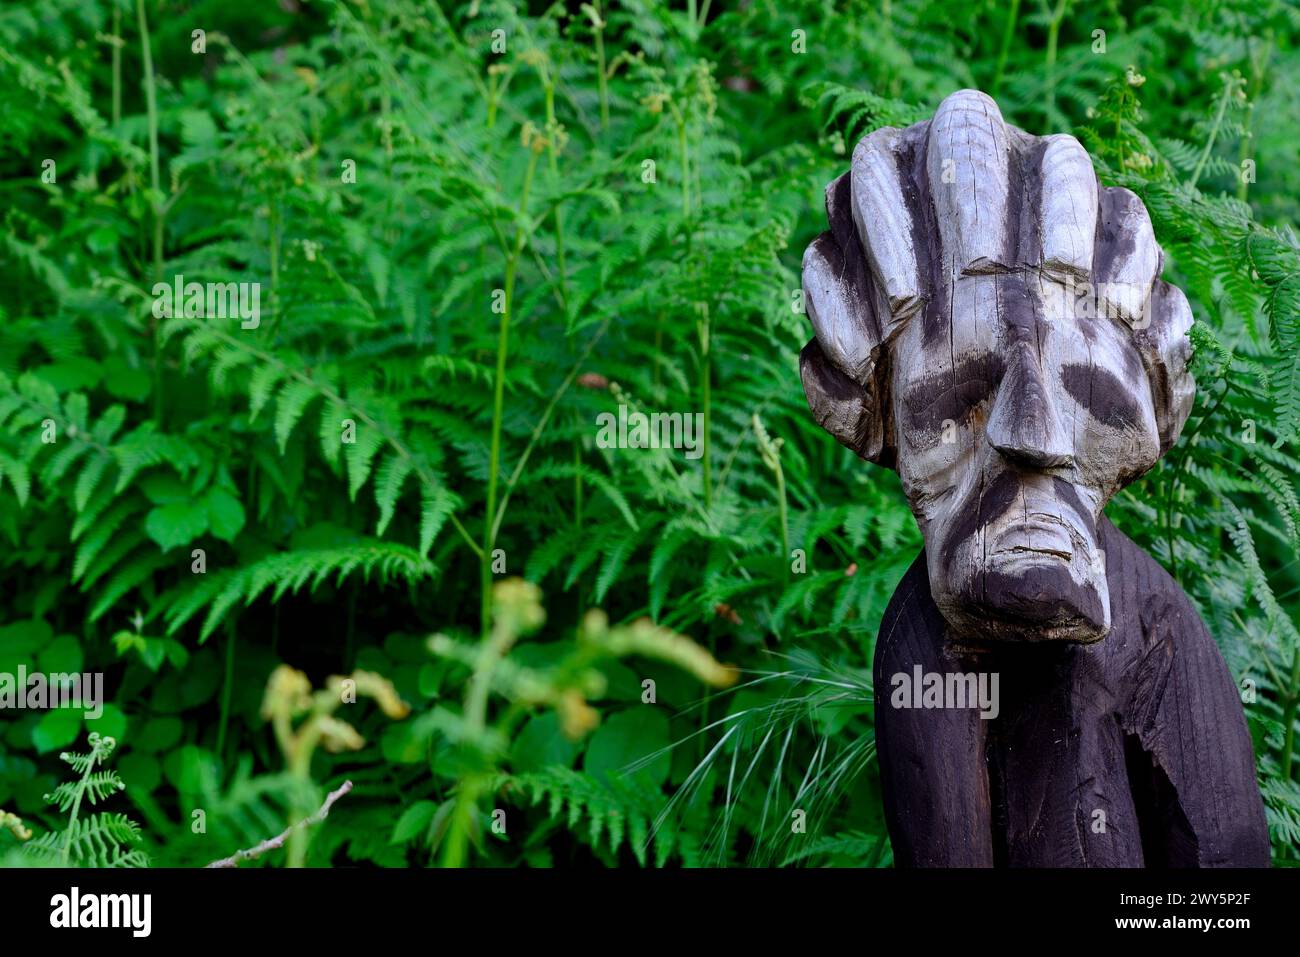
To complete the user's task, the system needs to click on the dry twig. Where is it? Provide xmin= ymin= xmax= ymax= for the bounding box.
xmin=205 ymin=780 xmax=353 ymax=868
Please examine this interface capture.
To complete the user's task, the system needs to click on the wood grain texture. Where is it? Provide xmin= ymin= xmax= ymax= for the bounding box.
xmin=851 ymin=128 xmax=925 ymax=325
xmin=1095 ymin=185 xmax=1160 ymax=325
xmin=876 ymin=518 xmax=1270 ymax=867
xmin=926 ymin=90 xmax=1013 ymax=275
xmin=1038 ymin=134 xmax=1098 ymax=281
xmin=803 ymin=174 xmax=880 ymax=383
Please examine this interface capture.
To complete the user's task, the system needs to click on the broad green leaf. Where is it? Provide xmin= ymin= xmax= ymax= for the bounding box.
xmin=145 ymin=500 xmax=210 ymax=550
xmin=32 ymin=708 xmax=81 ymax=754
xmin=391 ymin=800 xmax=437 ymax=844
xmin=205 ymin=487 xmax=246 ymax=541
xmin=583 ymin=708 xmax=671 ymax=786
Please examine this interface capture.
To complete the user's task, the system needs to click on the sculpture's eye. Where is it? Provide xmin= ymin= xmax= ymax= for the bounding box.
xmin=1060 ymin=363 xmax=1145 ymax=431
xmin=902 ymin=353 xmax=1005 ymax=437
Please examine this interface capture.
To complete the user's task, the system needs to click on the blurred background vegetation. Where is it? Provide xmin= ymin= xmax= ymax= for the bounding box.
xmin=1 ymin=0 xmax=1299 ymax=867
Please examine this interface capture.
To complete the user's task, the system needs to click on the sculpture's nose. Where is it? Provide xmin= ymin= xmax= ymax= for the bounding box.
xmin=986 ymin=348 xmax=1074 ymax=469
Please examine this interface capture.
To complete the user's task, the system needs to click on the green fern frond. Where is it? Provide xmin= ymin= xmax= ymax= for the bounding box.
xmin=165 ymin=541 xmax=438 ymax=641
xmin=26 ymin=733 xmax=146 ymax=868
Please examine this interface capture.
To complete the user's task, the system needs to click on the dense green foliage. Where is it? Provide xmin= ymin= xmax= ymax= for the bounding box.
xmin=1 ymin=0 xmax=1298 ymax=867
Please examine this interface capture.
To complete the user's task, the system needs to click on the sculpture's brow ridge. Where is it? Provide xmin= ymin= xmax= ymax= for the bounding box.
xmin=1061 ymin=363 xmax=1146 ymax=431
xmin=902 ymin=353 xmax=1005 ymax=433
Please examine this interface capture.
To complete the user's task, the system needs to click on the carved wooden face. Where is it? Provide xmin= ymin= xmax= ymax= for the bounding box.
xmin=800 ymin=90 xmax=1195 ymax=643
xmin=892 ymin=271 xmax=1165 ymax=641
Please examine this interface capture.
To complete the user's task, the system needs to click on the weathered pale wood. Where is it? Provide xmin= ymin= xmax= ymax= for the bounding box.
xmin=803 ymin=228 xmax=877 ymax=381
xmin=926 ymin=90 xmax=1013 ymax=275
xmin=1095 ymin=185 xmax=1160 ymax=325
xmin=800 ymin=88 xmax=1268 ymax=867
xmin=1038 ymin=134 xmax=1098 ymax=281
xmin=1134 ymin=267 xmax=1197 ymax=455
xmin=851 ymin=128 xmax=924 ymax=326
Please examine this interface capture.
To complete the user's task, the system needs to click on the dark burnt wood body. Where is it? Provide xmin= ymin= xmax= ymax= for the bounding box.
xmin=875 ymin=516 xmax=1270 ymax=867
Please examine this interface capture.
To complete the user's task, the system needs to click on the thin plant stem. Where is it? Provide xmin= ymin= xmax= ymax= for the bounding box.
xmin=284 ymin=733 xmax=319 ymax=868
xmin=441 ymin=772 xmax=484 ymax=868
xmin=990 ymin=0 xmax=1020 ymax=97
xmin=701 ymin=313 xmax=712 ymax=510
xmin=653 ymin=313 xmax=664 ymax=391
xmin=776 ymin=457 xmax=788 ymax=577
xmin=482 ymin=148 xmax=540 ymax=639
xmin=594 ymin=0 xmax=610 ymax=131
xmin=1282 ymin=644 xmax=1299 ymax=781
xmin=216 ymin=623 xmax=236 ymax=761
xmin=487 ymin=67 xmax=514 ymax=131
xmin=1190 ymin=75 xmax=1235 ymax=188
xmin=60 ymin=741 xmax=104 ymax=865
xmin=137 ymin=0 xmax=164 ymax=423
xmin=574 ymin=431 xmax=584 ymax=535
xmin=677 ymin=111 xmax=692 ymax=218
xmin=541 ymin=72 xmax=569 ymax=307
xmin=267 ymin=197 xmax=280 ymax=339
xmin=1236 ymin=28 xmax=1272 ymax=204
xmin=443 ymin=604 xmax=518 ymax=867
xmin=1043 ymin=0 xmax=1069 ymax=126
xmin=574 ymin=425 xmax=585 ymax=619
xmin=490 ymin=318 xmax=610 ymax=541
xmin=111 ymin=8 xmax=122 ymax=126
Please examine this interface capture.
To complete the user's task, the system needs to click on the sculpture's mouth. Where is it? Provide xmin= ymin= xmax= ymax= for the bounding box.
xmin=933 ymin=512 xmax=1110 ymax=644
xmin=974 ymin=565 xmax=1108 ymax=640
xmin=990 ymin=517 xmax=1075 ymax=564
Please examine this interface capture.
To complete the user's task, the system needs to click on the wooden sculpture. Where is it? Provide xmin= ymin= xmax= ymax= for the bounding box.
xmin=799 ymin=89 xmax=1270 ymax=867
